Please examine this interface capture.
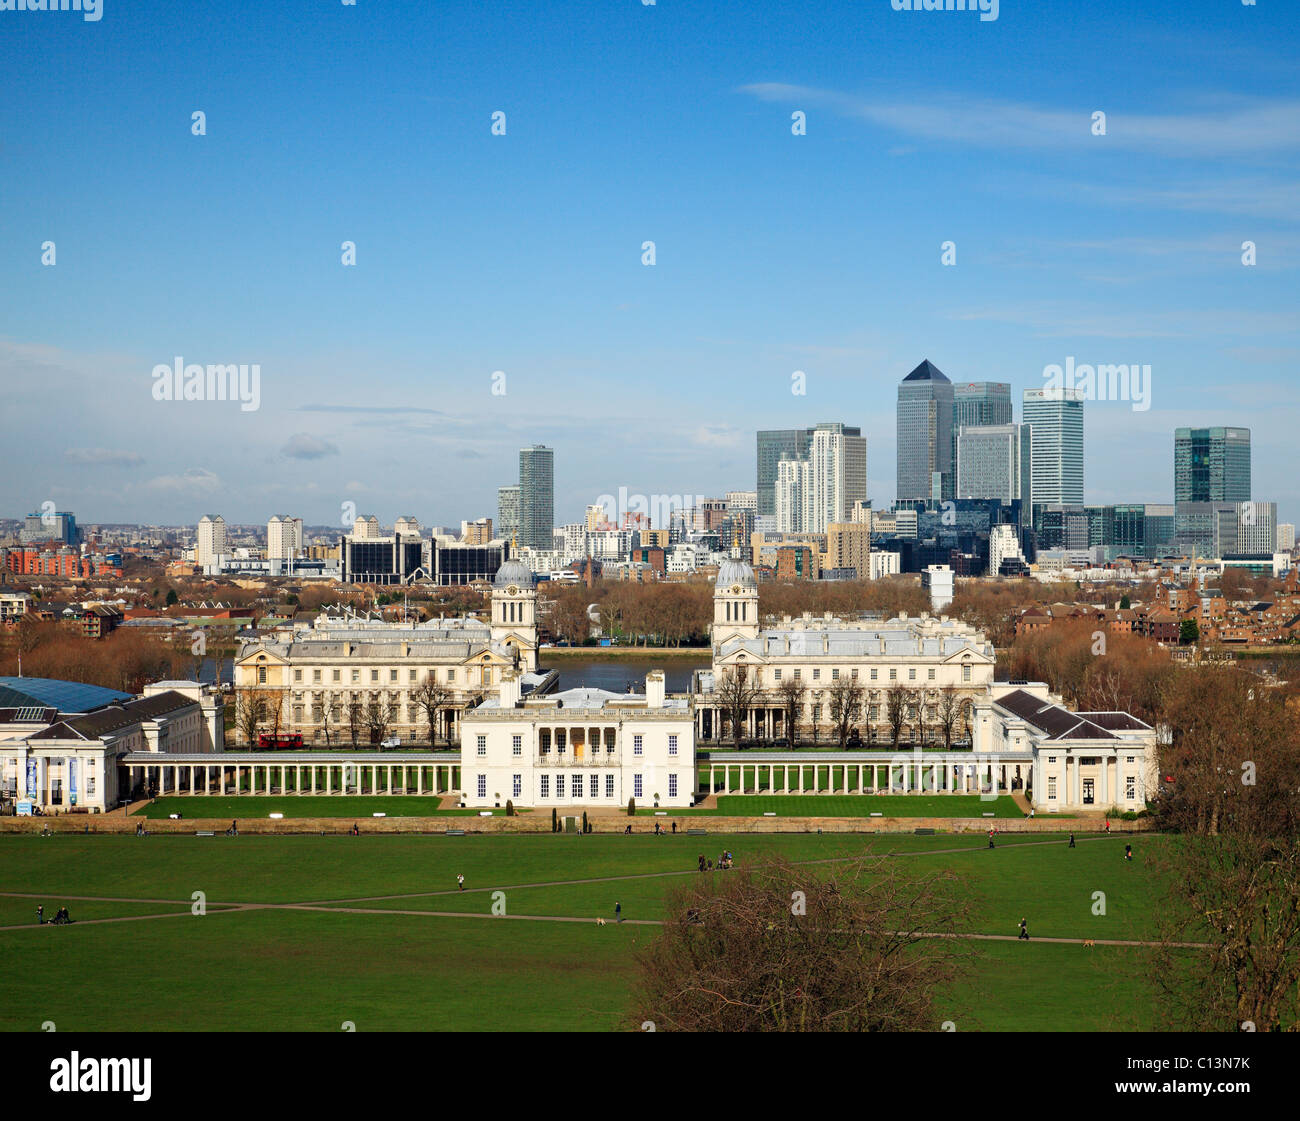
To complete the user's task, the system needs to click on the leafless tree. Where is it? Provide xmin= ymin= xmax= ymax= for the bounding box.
xmin=776 ymin=676 xmax=806 ymax=749
xmin=828 ymin=675 xmax=865 ymax=750
xmin=365 ymin=694 xmax=397 ymax=746
xmin=885 ymin=684 xmax=908 ymax=749
xmin=936 ymin=686 xmax=961 ymax=751
xmin=631 ymin=853 xmax=973 ymax=1032
xmin=235 ymin=687 xmax=270 ymax=747
xmin=413 ymin=673 xmax=454 ymax=746
xmin=346 ymin=694 xmax=364 ymax=748
xmin=715 ymin=665 xmax=762 ymax=750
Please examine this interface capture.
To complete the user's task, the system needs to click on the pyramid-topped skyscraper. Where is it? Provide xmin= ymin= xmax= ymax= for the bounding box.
xmin=896 ymin=359 xmax=954 ymax=503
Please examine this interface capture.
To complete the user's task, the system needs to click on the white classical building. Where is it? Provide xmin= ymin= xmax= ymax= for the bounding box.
xmin=459 ymin=670 xmax=695 ymax=808
xmin=234 ymin=560 xmax=544 ymax=745
xmin=698 ymin=559 xmax=994 ymax=744
xmin=0 ymin=679 xmax=223 ymax=813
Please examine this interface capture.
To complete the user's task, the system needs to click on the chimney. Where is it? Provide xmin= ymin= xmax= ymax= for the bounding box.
xmin=498 ymin=671 xmax=521 ymax=708
xmin=645 ymin=670 xmax=665 ymax=709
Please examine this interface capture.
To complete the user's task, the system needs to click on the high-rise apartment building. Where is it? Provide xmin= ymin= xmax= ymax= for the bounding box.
xmin=195 ymin=514 xmax=228 ymax=568
xmin=266 ymin=515 xmax=303 ymax=561
xmin=772 ymin=423 xmax=866 ymax=534
xmin=518 ymin=445 xmax=555 ymax=551
xmin=1174 ymin=427 xmax=1251 ymax=504
xmin=896 ymin=360 xmax=954 ymax=502
xmin=756 ymin=429 xmax=813 ymax=517
xmin=1023 ymin=388 xmax=1084 ymax=506
xmin=497 ymin=486 xmax=520 ymax=543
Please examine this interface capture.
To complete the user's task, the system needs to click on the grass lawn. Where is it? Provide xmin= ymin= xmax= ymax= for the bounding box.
xmin=136 ymin=796 xmax=517 ymax=819
xmin=0 ymin=832 xmax=1173 ymax=1031
xmin=710 ymin=794 xmax=1026 ymax=818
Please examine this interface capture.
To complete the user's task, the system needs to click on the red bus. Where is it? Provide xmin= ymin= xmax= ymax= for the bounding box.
xmin=257 ymin=733 xmax=303 ymax=750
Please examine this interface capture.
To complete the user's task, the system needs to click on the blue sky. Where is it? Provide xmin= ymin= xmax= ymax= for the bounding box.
xmin=2 ymin=0 xmax=1296 ymax=530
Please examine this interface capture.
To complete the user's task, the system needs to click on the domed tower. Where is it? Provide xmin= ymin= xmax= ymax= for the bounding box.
xmin=713 ymin=559 xmax=759 ymax=647
xmin=491 ymin=559 xmax=538 ymax=672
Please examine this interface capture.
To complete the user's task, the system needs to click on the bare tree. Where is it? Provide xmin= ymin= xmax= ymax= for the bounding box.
xmin=413 ymin=673 xmax=454 ymax=746
xmin=346 ymin=694 xmax=364 ymax=749
xmin=777 ymin=676 xmax=806 ymax=749
xmin=827 ymin=675 xmax=865 ymax=750
xmin=715 ymin=665 xmax=762 ymax=750
xmin=319 ymin=695 xmax=340 ymax=747
xmin=235 ymin=687 xmax=270 ymax=747
xmin=631 ymin=853 xmax=972 ymax=1032
xmin=365 ymin=694 xmax=397 ymax=745
xmin=885 ymin=684 xmax=908 ymax=749
xmin=936 ymin=686 xmax=961 ymax=751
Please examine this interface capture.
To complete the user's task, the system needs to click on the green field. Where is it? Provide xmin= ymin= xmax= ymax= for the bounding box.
xmin=0 ymin=832 xmax=1174 ymax=1032
xmin=136 ymin=796 xmax=510 ymax=820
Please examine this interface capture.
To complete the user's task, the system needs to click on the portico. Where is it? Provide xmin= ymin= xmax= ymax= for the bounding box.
xmin=703 ymin=751 xmax=1030 ymax=796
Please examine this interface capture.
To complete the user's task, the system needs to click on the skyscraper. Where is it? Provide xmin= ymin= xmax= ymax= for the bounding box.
xmin=756 ymin=429 xmax=813 ymax=517
xmin=896 ymin=360 xmax=954 ymax=502
xmin=497 ymin=486 xmax=520 ymax=543
xmin=952 ymin=382 xmax=1012 ymax=472
xmin=517 ymin=445 xmax=554 ymax=550
xmin=267 ymin=515 xmax=303 ymax=560
xmin=1023 ymin=388 xmax=1084 ymax=506
xmin=196 ymin=514 xmax=228 ymax=568
xmin=771 ymin=423 xmax=866 ymax=534
xmin=1174 ymin=427 xmax=1251 ymax=503
xmin=955 ymin=423 xmax=1032 ymax=506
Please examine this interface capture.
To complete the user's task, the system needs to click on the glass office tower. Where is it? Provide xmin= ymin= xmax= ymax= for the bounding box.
xmin=1023 ymin=388 xmax=1084 ymax=506
xmin=897 ymin=360 xmax=954 ymax=502
xmin=1174 ymin=427 xmax=1251 ymax=503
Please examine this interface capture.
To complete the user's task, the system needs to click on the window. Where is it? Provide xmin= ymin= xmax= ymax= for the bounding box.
xmin=512 ymin=774 xmax=521 ymax=798
xmin=605 ymin=775 xmax=614 ymax=798
xmin=512 ymin=734 xmax=522 ymax=756
xmin=831 ymin=668 xmax=839 ymax=680
xmin=1126 ymin=777 xmax=1136 ymax=800
xmin=668 ymin=734 xmax=678 ymax=756
xmin=447 ymin=669 xmax=456 ymax=683
xmin=793 ymin=669 xmax=801 ymax=680
xmin=556 ymin=775 xmax=566 ymax=798
xmin=870 ymin=668 xmax=877 ymax=681
xmin=604 ymin=728 xmax=616 ymax=752
xmin=889 ymin=669 xmax=897 ymax=681
xmin=371 ymin=669 xmax=379 ymax=683
xmin=668 ymin=773 xmax=678 ymax=798
xmin=572 ymin=774 xmax=584 ymax=798
xmin=556 ymin=729 xmax=566 ymax=753
xmin=927 ymin=668 xmax=935 ymax=681
xmin=851 ymin=668 xmax=858 ymax=680
xmin=1048 ymin=756 xmax=1057 ymax=763
xmin=351 ymin=669 xmax=360 ymax=683
xmin=540 ymin=775 xmax=549 ymax=798
xmin=1047 ymin=777 xmax=1057 ymax=800
xmin=908 ymin=668 xmax=916 ymax=681
xmin=409 ymin=669 xmax=417 ymax=683
xmin=633 ymin=734 xmax=643 ymax=756
xmin=539 ymin=729 xmax=551 ymax=754
xmin=868 ymin=705 xmax=879 ymax=720
xmin=773 ymin=668 xmax=782 ymax=681
xmin=633 ymin=774 xmax=643 ymax=799
xmin=476 ymin=735 xmax=487 ymax=757
xmin=812 ymin=669 xmax=821 ymax=681
xmin=258 ymin=667 xmax=267 ymax=684
xmin=962 ymin=665 xmax=971 ymax=683
xmin=332 ymin=669 xmax=341 ymax=683
xmin=294 ymin=669 xmax=303 ymax=683
xmin=477 ymin=774 xmax=486 ymax=798
xmin=389 ymin=669 xmax=398 ymax=683
xmin=1126 ymin=756 xmax=1135 ymax=763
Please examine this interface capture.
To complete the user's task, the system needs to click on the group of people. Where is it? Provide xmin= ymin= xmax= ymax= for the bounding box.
xmin=651 ymin=822 xmax=678 ymax=836
xmin=36 ymin=906 xmax=73 ymax=926
xmin=696 ymin=850 xmax=733 ymax=873
xmin=134 ymin=821 xmax=148 ymax=837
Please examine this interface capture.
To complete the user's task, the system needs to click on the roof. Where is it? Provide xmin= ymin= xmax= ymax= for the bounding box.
xmin=993 ymin=689 xmax=1118 ymax=741
xmin=715 ymin=558 xmax=757 ymax=590
xmin=902 ymin=359 xmax=950 ymax=383
xmin=31 ymin=690 xmax=197 ymax=741
xmin=0 ymin=676 xmax=132 ymax=714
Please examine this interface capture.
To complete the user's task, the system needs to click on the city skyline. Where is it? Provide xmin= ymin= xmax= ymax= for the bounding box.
xmin=3 ymin=1 xmax=1297 ymax=527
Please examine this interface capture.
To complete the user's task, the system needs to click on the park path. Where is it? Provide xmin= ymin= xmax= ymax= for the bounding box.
xmin=0 ymin=834 xmax=1191 ymax=945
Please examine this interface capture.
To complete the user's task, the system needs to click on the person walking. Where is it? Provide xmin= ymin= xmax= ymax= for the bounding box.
xmin=231 ymin=820 xmax=238 ymax=836
xmin=1124 ymin=843 xmax=1133 ymax=862
xmin=614 ymin=902 xmax=622 ymax=923
xmin=36 ymin=906 xmax=43 ymax=925
xmin=1018 ymin=917 xmax=1029 ymax=941
xmin=988 ymin=829 xmax=995 ymax=850
xmin=457 ymin=873 xmax=465 ymax=891
xmin=1068 ymin=832 xmax=1076 ymax=848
